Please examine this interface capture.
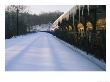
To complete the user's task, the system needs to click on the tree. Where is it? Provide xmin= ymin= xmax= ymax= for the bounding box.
xmin=6 ymin=5 xmax=27 ymax=36
xmin=5 ymin=6 xmax=63 ymax=38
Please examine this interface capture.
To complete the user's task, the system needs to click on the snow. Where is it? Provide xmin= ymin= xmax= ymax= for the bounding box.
xmin=54 ymin=36 xmax=106 ymax=70
xmin=29 ymin=23 xmax=52 ymax=32
xmin=5 ymin=32 xmax=105 ymax=71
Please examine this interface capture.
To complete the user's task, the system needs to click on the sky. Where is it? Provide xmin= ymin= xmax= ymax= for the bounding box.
xmin=28 ymin=5 xmax=73 ymax=15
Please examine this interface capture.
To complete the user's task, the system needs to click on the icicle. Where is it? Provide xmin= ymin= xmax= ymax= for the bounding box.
xmin=73 ymin=6 xmax=77 ymax=32
xmin=73 ymin=7 xmax=74 ymax=27
xmin=79 ymin=5 xmax=80 ymax=22
xmin=87 ymin=5 xmax=89 ymax=15
xmin=73 ymin=6 xmax=76 ymax=15
xmin=82 ymin=5 xmax=84 ymax=16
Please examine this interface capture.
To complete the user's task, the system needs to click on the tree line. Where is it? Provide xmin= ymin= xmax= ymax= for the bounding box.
xmin=5 ymin=5 xmax=63 ymax=39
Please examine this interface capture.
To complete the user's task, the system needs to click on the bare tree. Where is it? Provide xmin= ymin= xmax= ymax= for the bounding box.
xmin=6 ymin=5 xmax=26 ymax=13
xmin=6 ymin=5 xmax=27 ymax=35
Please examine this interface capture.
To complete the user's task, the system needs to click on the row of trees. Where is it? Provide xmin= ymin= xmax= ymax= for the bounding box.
xmin=53 ymin=5 xmax=106 ymax=62
xmin=5 ymin=5 xmax=63 ymax=39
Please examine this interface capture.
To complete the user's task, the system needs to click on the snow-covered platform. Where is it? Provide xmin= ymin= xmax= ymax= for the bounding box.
xmin=5 ymin=32 xmax=105 ymax=71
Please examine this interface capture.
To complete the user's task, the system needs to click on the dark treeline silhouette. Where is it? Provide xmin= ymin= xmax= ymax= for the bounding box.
xmin=52 ymin=5 xmax=106 ymax=62
xmin=5 ymin=5 xmax=63 ymax=39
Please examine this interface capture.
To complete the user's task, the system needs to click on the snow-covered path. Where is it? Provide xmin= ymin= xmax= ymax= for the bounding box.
xmin=5 ymin=32 xmax=104 ymax=71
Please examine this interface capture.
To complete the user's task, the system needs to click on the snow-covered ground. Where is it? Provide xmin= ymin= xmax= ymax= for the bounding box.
xmin=5 ymin=32 xmax=105 ymax=71
xmin=29 ymin=23 xmax=52 ymax=32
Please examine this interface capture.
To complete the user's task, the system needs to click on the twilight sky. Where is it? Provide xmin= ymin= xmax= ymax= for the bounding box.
xmin=28 ymin=5 xmax=73 ymax=14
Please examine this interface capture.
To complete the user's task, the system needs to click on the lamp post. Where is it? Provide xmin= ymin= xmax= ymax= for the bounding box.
xmin=16 ymin=8 xmax=19 ymax=36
